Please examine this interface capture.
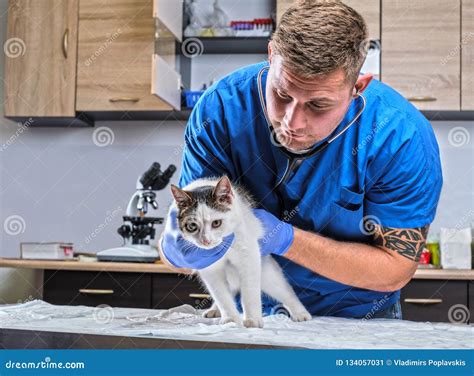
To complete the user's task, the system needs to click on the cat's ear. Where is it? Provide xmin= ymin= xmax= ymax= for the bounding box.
xmin=170 ymin=184 xmax=192 ymax=208
xmin=213 ymin=176 xmax=234 ymax=205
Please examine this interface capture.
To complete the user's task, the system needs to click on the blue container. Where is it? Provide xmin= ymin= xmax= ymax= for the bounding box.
xmin=184 ymin=90 xmax=205 ymax=108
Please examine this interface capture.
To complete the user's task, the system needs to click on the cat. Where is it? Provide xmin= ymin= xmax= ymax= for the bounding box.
xmin=168 ymin=175 xmax=311 ymax=328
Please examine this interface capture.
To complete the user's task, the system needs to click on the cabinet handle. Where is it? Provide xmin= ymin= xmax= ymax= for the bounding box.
xmin=189 ymin=293 xmax=211 ymax=299
xmin=109 ymin=97 xmax=140 ymax=103
xmin=62 ymin=29 xmax=68 ymax=59
xmin=79 ymin=288 xmax=114 ymax=295
xmin=407 ymin=96 xmax=437 ymax=102
xmin=404 ymin=298 xmax=443 ymax=304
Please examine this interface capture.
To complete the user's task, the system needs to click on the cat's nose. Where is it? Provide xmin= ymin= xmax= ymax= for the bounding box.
xmin=202 ymin=239 xmax=211 ymax=246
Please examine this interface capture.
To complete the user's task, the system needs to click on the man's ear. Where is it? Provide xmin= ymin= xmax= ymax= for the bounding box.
xmin=353 ymin=73 xmax=373 ymax=97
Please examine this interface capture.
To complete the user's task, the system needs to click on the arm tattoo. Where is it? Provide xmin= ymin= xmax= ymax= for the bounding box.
xmin=372 ymin=225 xmax=430 ymax=262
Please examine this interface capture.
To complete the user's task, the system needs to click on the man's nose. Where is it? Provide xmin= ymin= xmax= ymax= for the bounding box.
xmin=284 ymin=102 xmax=306 ymax=133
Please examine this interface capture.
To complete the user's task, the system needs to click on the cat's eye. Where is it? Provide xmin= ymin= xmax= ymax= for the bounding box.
xmin=185 ymin=222 xmax=198 ymax=233
xmin=212 ymin=220 xmax=222 ymax=228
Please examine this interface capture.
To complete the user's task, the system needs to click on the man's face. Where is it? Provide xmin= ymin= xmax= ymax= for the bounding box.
xmin=265 ymin=55 xmax=355 ymax=152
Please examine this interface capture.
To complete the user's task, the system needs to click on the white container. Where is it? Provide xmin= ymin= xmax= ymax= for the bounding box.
xmin=20 ymin=242 xmax=74 ymax=260
xmin=440 ymin=228 xmax=472 ymax=269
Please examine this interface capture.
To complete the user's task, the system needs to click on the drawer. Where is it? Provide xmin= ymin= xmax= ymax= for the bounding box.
xmin=152 ymin=274 xmax=212 ymax=310
xmin=43 ymin=270 xmax=151 ymax=308
xmin=401 ymin=280 xmax=468 ymax=323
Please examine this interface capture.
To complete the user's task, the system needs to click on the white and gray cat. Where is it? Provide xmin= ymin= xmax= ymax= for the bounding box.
xmin=168 ymin=175 xmax=311 ymax=328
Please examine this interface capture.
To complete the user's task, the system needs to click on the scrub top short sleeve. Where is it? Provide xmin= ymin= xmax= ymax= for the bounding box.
xmin=364 ymin=121 xmax=443 ymax=229
xmin=178 ymin=90 xmax=236 ymax=189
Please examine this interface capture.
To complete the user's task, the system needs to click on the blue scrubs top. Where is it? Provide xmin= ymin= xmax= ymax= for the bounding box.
xmin=178 ymin=61 xmax=443 ymax=318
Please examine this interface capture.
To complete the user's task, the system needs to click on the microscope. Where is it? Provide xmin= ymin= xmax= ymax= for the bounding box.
xmin=97 ymin=162 xmax=176 ymax=263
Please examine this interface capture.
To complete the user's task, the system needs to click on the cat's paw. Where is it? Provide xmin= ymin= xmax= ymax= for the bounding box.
xmin=290 ymin=310 xmax=312 ymax=322
xmin=243 ymin=317 xmax=264 ymax=328
xmin=203 ymin=308 xmax=221 ymax=318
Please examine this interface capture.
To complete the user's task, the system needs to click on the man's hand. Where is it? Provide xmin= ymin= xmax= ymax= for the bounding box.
xmin=253 ymin=208 xmax=295 ymax=256
xmin=159 ymin=207 xmax=235 ymax=269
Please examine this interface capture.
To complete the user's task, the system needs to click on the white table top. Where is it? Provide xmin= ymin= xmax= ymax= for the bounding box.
xmin=0 ymin=300 xmax=472 ymax=349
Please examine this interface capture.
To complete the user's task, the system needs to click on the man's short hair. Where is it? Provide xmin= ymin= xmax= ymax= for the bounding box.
xmin=272 ymin=0 xmax=369 ymax=86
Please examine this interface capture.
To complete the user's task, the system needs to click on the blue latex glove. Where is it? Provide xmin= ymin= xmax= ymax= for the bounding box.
xmin=253 ymin=208 xmax=295 ymax=256
xmin=160 ymin=207 xmax=235 ymax=269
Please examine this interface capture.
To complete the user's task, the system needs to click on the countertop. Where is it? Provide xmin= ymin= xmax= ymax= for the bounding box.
xmin=0 ymin=258 xmax=473 ymax=280
xmin=1 ymin=300 xmax=472 ymax=349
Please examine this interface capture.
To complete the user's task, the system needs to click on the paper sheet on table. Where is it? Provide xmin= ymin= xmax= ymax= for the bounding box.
xmin=0 ymin=300 xmax=471 ymax=349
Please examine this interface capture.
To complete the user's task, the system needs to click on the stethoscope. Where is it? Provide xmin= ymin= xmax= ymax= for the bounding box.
xmin=257 ymin=66 xmax=367 ymax=218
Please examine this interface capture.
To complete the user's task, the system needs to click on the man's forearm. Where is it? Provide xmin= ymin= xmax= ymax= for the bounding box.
xmin=285 ymin=227 xmax=417 ymax=292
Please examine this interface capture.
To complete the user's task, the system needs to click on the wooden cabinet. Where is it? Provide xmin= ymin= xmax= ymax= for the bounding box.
xmin=401 ymin=279 xmax=469 ymax=323
xmin=76 ymin=0 xmax=181 ymax=112
xmin=4 ymin=0 xmax=79 ymax=117
xmin=276 ymin=0 xmax=380 ymax=40
xmin=152 ymin=274 xmax=211 ymax=310
xmin=462 ymin=0 xmax=474 ymax=110
xmin=42 ymin=269 xmax=211 ymax=310
xmin=381 ymin=0 xmax=461 ymax=110
xmin=43 ymin=270 xmax=152 ymax=308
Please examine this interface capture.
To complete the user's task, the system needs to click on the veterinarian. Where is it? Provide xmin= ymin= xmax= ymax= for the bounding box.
xmin=160 ymin=0 xmax=442 ymax=319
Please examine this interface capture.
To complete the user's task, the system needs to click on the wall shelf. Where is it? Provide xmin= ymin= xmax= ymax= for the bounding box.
xmin=179 ymin=37 xmax=269 ymax=55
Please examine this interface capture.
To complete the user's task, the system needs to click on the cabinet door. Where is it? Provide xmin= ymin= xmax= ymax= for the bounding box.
xmin=401 ymin=280 xmax=468 ymax=323
xmin=152 ymin=274 xmax=212 ymax=310
xmin=4 ymin=0 xmax=78 ymax=117
xmin=76 ymin=0 xmax=176 ymax=111
xmin=462 ymin=0 xmax=474 ymax=110
xmin=151 ymin=0 xmax=183 ymax=110
xmin=276 ymin=0 xmax=380 ymax=40
xmin=381 ymin=0 xmax=461 ymax=110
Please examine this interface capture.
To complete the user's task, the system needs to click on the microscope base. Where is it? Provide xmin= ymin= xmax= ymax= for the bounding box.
xmin=97 ymin=246 xmax=159 ymax=263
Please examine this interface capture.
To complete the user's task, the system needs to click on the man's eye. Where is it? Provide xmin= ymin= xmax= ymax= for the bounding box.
xmin=185 ymin=222 xmax=198 ymax=233
xmin=308 ymin=102 xmax=328 ymax=111
xmin=212 ymin=220 xmax=222 ymax=228
xmin=276 ymin=89 xmax=291 ymax=101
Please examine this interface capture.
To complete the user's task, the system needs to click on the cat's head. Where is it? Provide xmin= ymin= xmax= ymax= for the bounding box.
xmin=170 ymin=176 xmax=235 ymax=249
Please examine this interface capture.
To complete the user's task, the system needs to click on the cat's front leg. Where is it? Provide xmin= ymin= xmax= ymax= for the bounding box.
xmin=198 ymin=268 xmax=241 ymax=325
xmin=238 ymin=241 xmax=264 ymax=328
